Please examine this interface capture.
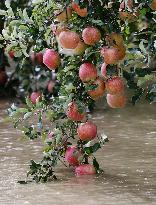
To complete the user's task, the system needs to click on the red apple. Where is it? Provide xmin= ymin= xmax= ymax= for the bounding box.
xmin=79 ymin=63 xmax=97 ymax=82
xmin=106 ymin=76 xmax=125 ymax=95
xmin=8 ymin=50 xmax=15 ymax=59
xmin=101 ymin=47 xmax=119 ymax=65
xmin=82 ymin=27 xmax=101 ymax=46
xmin=30 ymin=51 xmax=43 ymax=65
xmin=77 ymin=121 xmax=97 ymax=141
xmin=58 ymin=31 xmax=80 ymax=49
xmin=119 ymin=11 xmax=139 ymax=22
xmin=106 ymin=93 xmax=127 ymax=108
xmin=66 ymin=102 xmax=86 ymax=121
xmin=0 ymin=71 xmax=8 ymax=85
xmin=88 ymin=77 xmax=106 ymax=100
xmin=116 ymin=45 xmax=126 ymax=60
xmin=43 ymin=49 xmax=60 ymax=70
xmin=47 ymin=80 xmax=55 ymax=93
xmin=72 ymin=2 xmax=88 ymax=17
xmin=101 ymin=63 xmax=108 ymax=78
xmin=104 ymin=37 xmax=126 ymax=60
xmin=30 ymin=91 xmax=41 ymax=104
xmin=150 ymin=0 xmax=156 ymax=10
xmin=65 ymin=146 xmax=82 ymax=166
xmin=75 ymin=164 xmax=96 ymax=176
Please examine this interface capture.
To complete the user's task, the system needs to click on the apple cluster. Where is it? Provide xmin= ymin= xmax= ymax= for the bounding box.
xmin=29 ymin=1 xmax=128 ymax=176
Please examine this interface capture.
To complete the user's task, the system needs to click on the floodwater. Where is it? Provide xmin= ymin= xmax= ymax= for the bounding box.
xmin=0 ymin=99 xmax=156 ymax=205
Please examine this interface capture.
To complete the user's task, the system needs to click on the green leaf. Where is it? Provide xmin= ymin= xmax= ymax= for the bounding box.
xmin=0 ymin=10 xmax=7 ymax=15
xmin=92 ymin=19 xmax=104 ymax=26
xmin=5 ymin=0 xmax=11 ymax=8
xmin=23 ymin=112 xmax=32 ymax=120
xmin=84 ymin=143 xmax=101 ymax=155
xmin=150 ymin=84 xmax=156 ymax=93
xmin=135 ymin=68 xmax=151 ymax=77
xmin=25 ymin=97 xmax=33 ymax=108
xmin=92 ymin=142 xmax=101 ymax=152
xmin=85 ymin=84 xmax=98 ymax=91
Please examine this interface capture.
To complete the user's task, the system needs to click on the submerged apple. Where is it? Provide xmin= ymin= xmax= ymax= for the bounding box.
xmin=75 ymin=164 xmax=96 ymax=176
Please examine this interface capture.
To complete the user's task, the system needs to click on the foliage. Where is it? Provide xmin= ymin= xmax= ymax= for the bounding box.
xmin=0 ymin=0 xmax=55 ymax=98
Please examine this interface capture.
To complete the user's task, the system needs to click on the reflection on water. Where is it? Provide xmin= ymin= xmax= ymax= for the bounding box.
xmin=0 ymin=99 xmax=156 ymax=205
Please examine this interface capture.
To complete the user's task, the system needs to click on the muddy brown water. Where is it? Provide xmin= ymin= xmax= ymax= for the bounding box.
xmin=0 ymin=99 xmax=156 ymax=205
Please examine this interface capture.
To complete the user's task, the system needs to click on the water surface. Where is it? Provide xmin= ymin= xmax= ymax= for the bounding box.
xmin=0 ymin=100 xmax=156 ymax=205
